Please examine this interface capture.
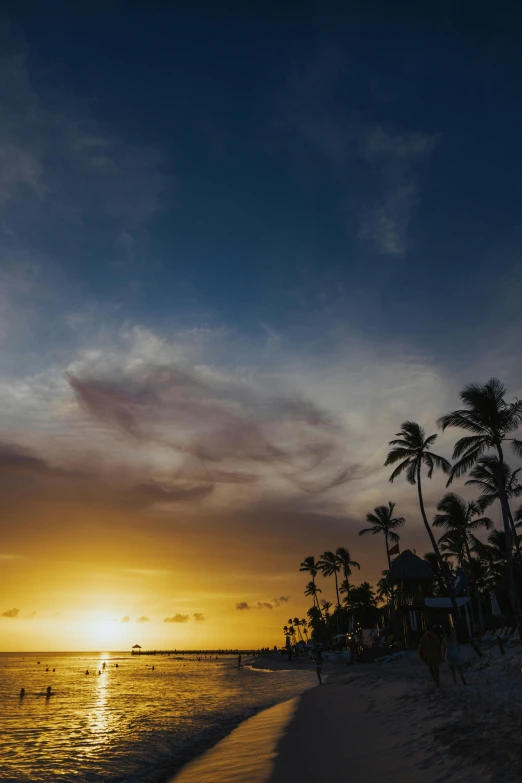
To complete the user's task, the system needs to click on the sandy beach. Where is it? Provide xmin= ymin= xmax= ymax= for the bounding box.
xmin=172 ymin=645 xmax=522 ymax=783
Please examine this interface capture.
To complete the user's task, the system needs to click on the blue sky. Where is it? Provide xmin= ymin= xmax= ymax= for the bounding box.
xmin=4 ymin=4 xmax=522 ymax=358
xmin=1 ymin=5 xmax=522 ymax=643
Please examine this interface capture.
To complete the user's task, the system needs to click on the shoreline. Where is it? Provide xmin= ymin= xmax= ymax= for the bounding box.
xmin=169 ymin=645 xmax=522 ymax=783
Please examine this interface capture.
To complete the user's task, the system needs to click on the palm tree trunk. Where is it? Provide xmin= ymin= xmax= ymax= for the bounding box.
xmin=385 ymin=533 xmax=396 ymax=621
xmin=464 ymin=539 xmax=484 ymax=634
xmin=416 ymin=463 xmax=460 ymax=617
xmin=334 ymin=571 xmax=340 ymax=634
xmin=495 ymin=445 xmax=522 ymax=641
xmin=311 ymin=575 xmax=320 ymax=611
xmin=508 ymin=506 xmax=522 ymax=560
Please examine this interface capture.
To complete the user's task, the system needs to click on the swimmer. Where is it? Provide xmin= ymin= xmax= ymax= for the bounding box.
xmin=20 ymin=688 xmax=25 ymax=698
xmin=85 ymin=670 xmax=89 ymax=675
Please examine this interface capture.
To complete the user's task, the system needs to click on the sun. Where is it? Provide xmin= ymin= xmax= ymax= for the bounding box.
xmin=86 ymin=618 xmax=121 ymax=649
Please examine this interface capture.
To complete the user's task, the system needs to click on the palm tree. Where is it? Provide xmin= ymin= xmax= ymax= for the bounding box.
xmin=299 ymin=556 xmax=321 ymax=609
xmin=304 ymin=580 xmax=322 ymax=610
xmin=465 ymin=456 xmax=522 ymax=556
xmin=384 ymin=421 xmax=454 ymax=604
xmin=293 ymin=617 xmax=304 ymax=642
xmin=317 ymin=551 xmax=342 ymax=633
xmin=433 ymin=492 xmax=494 ymax=631
xmin=376 ymin=575 xmax=392 ymax=604
xmin=438 ymin=378 xmax=522 ymax=635
xmin=320 ymin=599 xmax=332 ymax=618
xmin=359 ymin=502 xmax=405 ymax=574
xmin=335 ymin=547 xmax=361 ymax=579
xmin=301 ymin=619 xmax=309 ymax=640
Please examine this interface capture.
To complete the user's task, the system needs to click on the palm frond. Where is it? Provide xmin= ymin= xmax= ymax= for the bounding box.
xmin=388 ymin=457 xmax=412 ymax=483
xmin=452 ymin=435 xmax=489 ymax=460
xmin=406 ymin=459 xmax=417 ymax=484
xmin=511 ymin=439 xmax=522 ymax=458
xmin=447 ymin=444 xmax=487 ymax=484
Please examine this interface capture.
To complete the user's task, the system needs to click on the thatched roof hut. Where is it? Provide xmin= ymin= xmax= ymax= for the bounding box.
xmin=386 ymin=549 xmax=434 ymax=585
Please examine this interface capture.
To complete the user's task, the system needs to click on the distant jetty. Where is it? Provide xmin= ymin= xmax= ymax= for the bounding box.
xmin=131 ymin=648 xmax=262 ymax=656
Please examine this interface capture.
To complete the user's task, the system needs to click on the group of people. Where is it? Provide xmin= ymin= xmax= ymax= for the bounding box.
xmin=418 ymin=626 xmax=466 ymax=687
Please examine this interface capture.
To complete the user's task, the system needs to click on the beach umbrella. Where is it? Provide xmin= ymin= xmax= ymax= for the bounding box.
xmin=490 ymin=592 xmax=503 ymax=617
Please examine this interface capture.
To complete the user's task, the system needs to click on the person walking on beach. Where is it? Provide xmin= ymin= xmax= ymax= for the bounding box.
xmin=443 ymin=632 xmax=466 ymax=685
xmin=418 ymin=626 xmax=442 ymax=687
xmin=314 ymin=649 xmax=323 ymax=685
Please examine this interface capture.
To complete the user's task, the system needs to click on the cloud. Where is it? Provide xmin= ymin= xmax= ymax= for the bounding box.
xmin=2 ymin=608 xmax=20 ymax=618
xmin=235 ymin=602 xmax=250 ymax=611
xmin=256 ymin=601 xmax=274 ymax=610
xmin=136 ymin=616 xmax=149 ymax=623
xmin=193 ymin=613 xmax=205 ymax=622
xmin=358 ymin=127 xmax=438 ymax=256
xmin=164 ymin=614 xmax=190 ymax=623
xmin=67 ymin=341 xmax=352 ymax=496
xmin=127 ymin=481 xmax=214 ymax=505
xmin=0 ymin=43 xmax=163 ymax=235
xmin=120 ymin=616 xmax=130 ymax=623
xmin=24 ymin=611 xmax=36 ymax=619
xmin=271 ymin=596 xmax=290 ymax=606
xmin=278 ymin=54 xmax=437 ymax=256
xmin=0 ymin=440 xmax=63 ymax=476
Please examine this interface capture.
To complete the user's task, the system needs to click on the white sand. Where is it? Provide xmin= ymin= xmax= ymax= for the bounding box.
xmin=171 ymin=646 xmax=522 ymax=783
xmin=269 ymin=674 xmax=489 ymax=783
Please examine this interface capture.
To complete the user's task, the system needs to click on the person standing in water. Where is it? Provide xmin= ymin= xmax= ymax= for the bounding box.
xmin=314 ymin=649 xmax=323 ymax=685
xmin=443 ymin=632 xmax=466 ymax=685
xmin=418 ymin=626 xmax=442 ymax=687
xmin=237 ymin=653 xmax=242 ymax=668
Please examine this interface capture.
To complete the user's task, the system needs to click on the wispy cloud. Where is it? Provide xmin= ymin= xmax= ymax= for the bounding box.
xmin=193 ymin=613 xmax=205 ymax=622
xmin=164 ymin=614 xmax=190 ymax=623
xmin=358 ymin=127 xmax=438 ymax=255
xmin=278 ymin=53 xmax=437 ymax=256
xmin=120 ymin=616 xmax=130 ymax=623
xmin=235 ymin=602 xmax=250 ymax=611
xmin=136 ymin=616 xmax=149 ymax=623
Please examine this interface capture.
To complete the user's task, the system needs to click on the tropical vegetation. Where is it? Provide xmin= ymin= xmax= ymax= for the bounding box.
xmin=290 ymin=378 xmax=522 ymax=647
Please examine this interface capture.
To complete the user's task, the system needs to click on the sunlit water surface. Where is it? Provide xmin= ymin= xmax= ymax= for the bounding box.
xmin=0 ymin=652 xmax=315 ymax=783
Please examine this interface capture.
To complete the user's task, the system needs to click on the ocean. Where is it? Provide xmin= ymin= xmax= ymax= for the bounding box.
xmin=0 ymin=651 xmax=316 ymax=783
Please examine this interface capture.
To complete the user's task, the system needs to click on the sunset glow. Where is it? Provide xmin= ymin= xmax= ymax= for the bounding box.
xmin=1 ymin=8 xmax=521 ymax=656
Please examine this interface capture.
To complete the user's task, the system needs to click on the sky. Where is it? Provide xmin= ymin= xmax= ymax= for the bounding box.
xmin=1 ymin=4 xmax=522 ymax=651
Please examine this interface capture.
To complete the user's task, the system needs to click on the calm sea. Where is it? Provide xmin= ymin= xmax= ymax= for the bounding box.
xmin=0 ymin=652 xmax=315 ymax=783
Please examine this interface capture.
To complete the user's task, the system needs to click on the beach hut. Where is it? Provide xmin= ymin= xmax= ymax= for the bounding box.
xmin=386 ymin=549 xmax=435 ymax=646
xmin=131 ymin=644 xmax=142 ymax=655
